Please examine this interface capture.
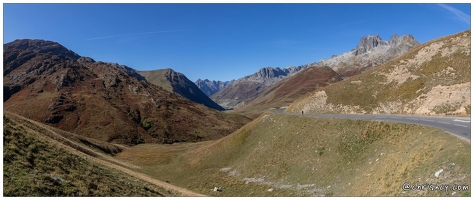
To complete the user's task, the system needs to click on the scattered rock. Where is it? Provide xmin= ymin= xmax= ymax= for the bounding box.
xmin=267 ymin=188 xmax=273 ymax=192
xmin=435 ymin=169 xmax=443 ymax=178
xmin=213 ymin=187 xmax=223 ymax=192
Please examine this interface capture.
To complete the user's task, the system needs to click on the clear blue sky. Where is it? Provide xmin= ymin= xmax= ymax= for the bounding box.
xmin=3 ymin=3 xmax=471 ymax=82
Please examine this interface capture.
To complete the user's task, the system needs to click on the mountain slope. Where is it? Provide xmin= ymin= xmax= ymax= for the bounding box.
xmin=233 ymin=66 xmax=343 ymax=118
xmin=3 ymin=112 xmax=176 ymax=196
xmin=287 ymin=30 xmax=470 ymax=116
xmin=116 ymin=112 xmax=470 ymax=196
xmin=210 ymin=33 xmax=419 ymax=110
xmin=3 ymin=39 xmax=249 ymax=145
xmin=195 ymin=79 xmax=232 ymax=97
xmin=138 ymin=69 xmax=225 ymax=111
xmin=211 ymin=65 xmax=309 ymax=109
xmin=317 ymin=34 xmax=420 ymax=77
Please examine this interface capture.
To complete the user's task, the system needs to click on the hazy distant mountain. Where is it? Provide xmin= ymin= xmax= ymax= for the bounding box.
xmin=3 ymin=39 xmax=249 ymax=144
xmin=210 ymin=65 xmax=309 ymax=109
xmin=138 ymin=69 xmax=225 ymax=111
xmin=317 ymin=34 xmax=420 ymax=77
xmin=195 ymin=79 xmax=233 ymax=97
xmin=287 ymin=30 xmax=470 ymax=116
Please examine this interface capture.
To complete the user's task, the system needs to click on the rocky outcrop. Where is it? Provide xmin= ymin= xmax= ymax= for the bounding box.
xmin=318 ymin=34 xmax=420 ymax=77
xmin=353 ymin=35 xmax=388 ymax=56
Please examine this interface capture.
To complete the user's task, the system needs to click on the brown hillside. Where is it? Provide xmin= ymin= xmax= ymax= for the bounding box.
xmin=3 ymin=39 xmax=250 ymax=145
xmin=210 ymin=66 xmax=307 ymax=109
xmin=233 ymin=66 xmax=343 ymax=118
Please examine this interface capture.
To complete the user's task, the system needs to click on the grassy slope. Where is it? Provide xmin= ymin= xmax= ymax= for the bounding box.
xmin=116 ymin=112 xmax=470 ymax=197
xmin=137 ymin=70 xmax=173 ymax=92
xmin=287 ymin=30 xmax=470 ymax=116
xmin=3 ymin=113 xmax=179 ymax=197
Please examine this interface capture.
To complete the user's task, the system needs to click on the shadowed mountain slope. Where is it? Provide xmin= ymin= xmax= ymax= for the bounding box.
xmin=138 ymin=69 xmax=225 ymax=111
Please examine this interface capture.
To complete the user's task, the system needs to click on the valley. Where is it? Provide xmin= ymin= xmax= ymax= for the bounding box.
xmin=3 ymin=29 xmax=471 ymax=197
xmin=5 ymin=109 xmax=469 ymax=196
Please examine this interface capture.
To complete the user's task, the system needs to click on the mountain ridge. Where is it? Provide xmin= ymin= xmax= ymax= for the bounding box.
xmin=318 ymin=33 xmax=420 ymax=77
xmin=209 ymin=33 xmax=419 ymax=110
xmin=3 ymin=39 xmax=249 ymax=145
xmin=138 ymin=68 xmax=225 ymax=111
xmin=210 ymin=64 xmax=310 ymax=109
xmin=195 ymin=79 xmax=233 ymax=97
xmin=232 ymin=65 xmax=344 ymax=118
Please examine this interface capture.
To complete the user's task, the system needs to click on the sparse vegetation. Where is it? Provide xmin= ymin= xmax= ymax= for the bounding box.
xmin=3 ymin=115 xmax=172 ymax=197
xmin=432 ymin=102 xmax=462 ymax=114
xmin=288 ymin=30 xmax=470 ymax=116
xmin=115 ymin=112 xmax=470 ymax=197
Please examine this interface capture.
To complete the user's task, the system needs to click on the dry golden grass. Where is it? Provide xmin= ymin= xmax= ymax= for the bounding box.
xmin=115 ymin=112 xmax=470 ymax=197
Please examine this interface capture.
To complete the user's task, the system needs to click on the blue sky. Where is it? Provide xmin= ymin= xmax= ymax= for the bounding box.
xmin=3 ymin=3 xmax=471 ymax=82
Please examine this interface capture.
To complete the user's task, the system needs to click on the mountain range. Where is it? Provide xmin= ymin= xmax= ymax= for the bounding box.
xmin=234 ymin=65 xmax=344 ymax=118
xmin=207 ymin=33 xmax=420 ymax=111
xmin=195 ymin=79 xmax=233 ymax=97
xmin=210 ymin=65 xmax=310 ymax=109
xmin=3 ymin=39 xmax=249 ymax=145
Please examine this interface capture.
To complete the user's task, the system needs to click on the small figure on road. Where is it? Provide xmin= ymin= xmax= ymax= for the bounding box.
xmin=302 ymin=110 xmax=304 ymax=115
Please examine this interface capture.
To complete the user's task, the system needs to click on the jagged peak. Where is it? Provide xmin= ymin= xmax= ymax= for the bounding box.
xmin=353 ymin=34 xmax=388 ymax=56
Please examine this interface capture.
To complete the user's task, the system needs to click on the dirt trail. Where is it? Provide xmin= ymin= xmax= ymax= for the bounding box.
xmin=5 ymin=112 xmax=206 ymax=197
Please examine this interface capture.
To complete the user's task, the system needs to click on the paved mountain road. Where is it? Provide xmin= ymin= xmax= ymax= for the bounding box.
xmin=272 ymin=109 xmax=471 ymax=141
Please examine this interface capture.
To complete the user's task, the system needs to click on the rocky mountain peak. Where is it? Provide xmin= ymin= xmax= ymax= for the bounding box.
xmin=353 ymin=34 xmax=388 ymax=56
xmin=4 ymin=39 xmax=80 ymax=60
xmin=253 ymin=67 xmax=286 ymax=79
xmin=389 ymin=34 xmax=417 ymax=47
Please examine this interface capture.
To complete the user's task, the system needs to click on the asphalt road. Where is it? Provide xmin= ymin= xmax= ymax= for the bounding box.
xmin=272 ymin=109 xmax=471 ymax=141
